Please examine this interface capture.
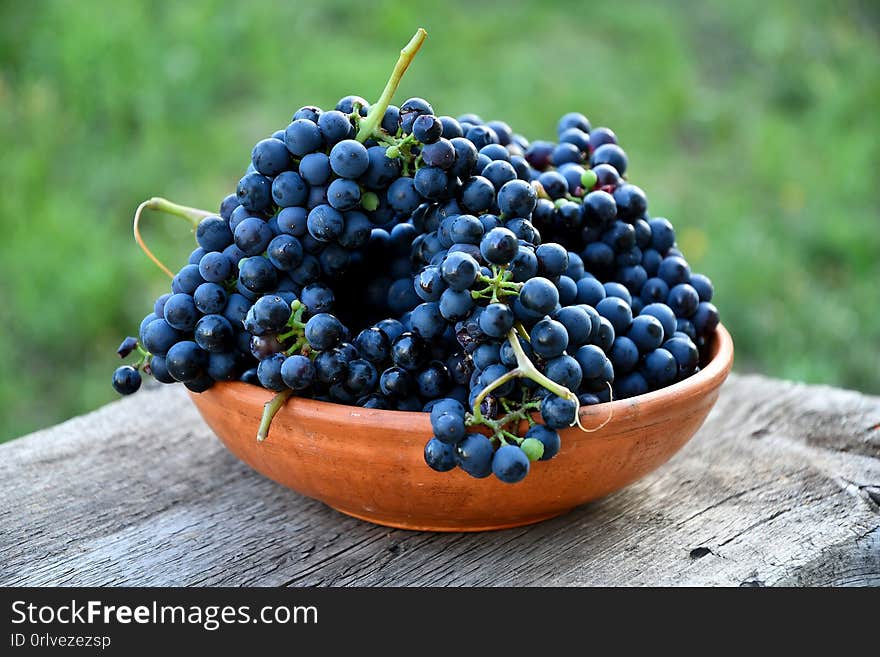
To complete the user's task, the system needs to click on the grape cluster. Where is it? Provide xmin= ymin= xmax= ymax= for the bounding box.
xmin=113 ymin=32 xmax=719 ymax=485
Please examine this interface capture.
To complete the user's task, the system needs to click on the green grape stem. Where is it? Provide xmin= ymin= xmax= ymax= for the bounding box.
xmin=469 ymin=329 xmax=581 ymax=429
xmin=467 ymin=397 xmax=541 ymax=444
xmin=278 ymin=301 xmax=309 ymax=354
xmin=470 ymin=266 xmax=523 ymax=303
xmin=257 ymin=390 xmax=294 ymax=442
xmin=355 ymin=28 xmax=428 ymax=143
xmin=133 ymin=196 xmax=213 ymax=279
xmin=506 ymin=328 xmax=580 ymax=405
xmin=139 ymin=197 xmax=212 ymax=230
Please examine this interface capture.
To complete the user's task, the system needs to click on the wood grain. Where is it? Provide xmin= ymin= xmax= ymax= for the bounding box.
xmin=1 ymin=374 xmax=878 ymax=586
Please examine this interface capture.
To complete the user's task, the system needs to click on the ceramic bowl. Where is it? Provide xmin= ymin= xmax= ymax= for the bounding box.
xmin=189 ymin=324 xmax=733 ymax=531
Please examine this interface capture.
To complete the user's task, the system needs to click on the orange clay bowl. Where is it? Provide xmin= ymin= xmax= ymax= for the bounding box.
xmin=190 ymin=324 xmax=733 ymax=531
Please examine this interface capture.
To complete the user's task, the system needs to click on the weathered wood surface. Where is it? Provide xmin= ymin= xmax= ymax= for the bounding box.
xmin=1 ymin=374 xmax=878 ymax=587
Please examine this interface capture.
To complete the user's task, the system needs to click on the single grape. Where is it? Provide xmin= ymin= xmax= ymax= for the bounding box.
xmin=416 ymin=361 xmax=451 ymax=399
xmin=478 ymin=303 xmax=515 ymax=338
xmin=194 ymin=314 xmax=234 ymax=353
xmin=355 ymin=327 xmax=390 ymax=363
xmin=455 ymin=433 xmax=494 ymax=478
xmin=663 ymin=336 xmax=700 ymax=379
xmin=391 ymin=332 xmax=429 ymax=371
xmin=439 ymin=288 xmax=475 ymax=322
xmin=440 ymin=251 xmax=480 ymax=291
xmin=459 ymin=176 xmax=495 ymax=214
xmin=552 ymin=306 xmax=591 ymax=349
xmin=519 ymin=277 xmax=559 ymax=315
xmin=628 ymin=314 xmax=665 ymax=353
xmin=689 ymin=273 xmax=714 ymax=302
xmin=596 ymin=296 xmax=633 ymax=335
xmin=482 ymin=160 xmax=517 ymax=190
xmin=238 ymin=257 xmax=277 ymax=293
xmin=643 ymin=348 xmax=677 ymax=388
xmin=612 ymin=183 xmax=647 ymax=220
xmin=271 ymin=171 xmax=309 ymax=208
xmin=164 ymin=293 xmax=199 ymax=332
xmin=590 ymin=143 xmax=628 ymax=175
xmin=520 ymin=437 xmax=545 ymax=462
xmin=414 ymin=166 xmax=449 ymax=200
xmin=318 ymin=110 xmax=354 ymax=145
xmin=667 ymin=283 xmax=700 ymax=318
xmin=558 ymin=112 xmax=591 ymax=135
xmin=344 ymin=359 xmax=379 ymax=397
xmin=497 ymin=179 xmax=537 ymax=218
xmin=116 ymin=336 xmax=139 ymax=359
xmin=540 ymin=394 xmax=577 ymax=430
xmin=537 ymin=170 xmax=567 ymax=199
xmin=257 ymin=353 xmax=288 ymax=391
xmin=588 ymin=126 xmax=617 ymax=151
xmin=615 ymin=371 xmax=649 ymax=398
xmin=326 ymin=178 xmax=361 ymax=211
xmin=610 ymin=336 xmax=640 ymax=373
xmin=197 ymin=252 xmax=232 ymax=284
xmin=544 ymin=354 xmax=583 ymax=390
xmin=142 ymin=319 xmax=183 ymax=357
xmin=536 ymin=243 xmax=569 ymax=278
xmin=112 ymin=366 xmax=142 ymax=395
xmin=149 ymin=355 xmax=176 ymax=384
xmin=479 ymin=227 xmax=519 ymax=265
xmin=450 ymin=137 xmax=478 ymax=178
xmin=329 ymin=139 xmax=370 ymax=179
xmin=235 ymin=218 xmax=273 ymax=258
xmin=307 ymin=204 xmax=345 ymax=243
xmin=304 ymin=313 xmax=344 ymax=351
xmin=314 ymin=347 xmax=351 ymax=385
xmin=274 ymin=354 xmax=312 ymax=391
xmin=284 ymin=119 xmax=324 ymax=157
xmin=492 ymin=444 xmax=530 ymax=484
xmin=424 ymin=438 xmax=457 ymax=472
xmin=299 ymin=152 xmax=331 ymax=186
xmin=379 ymin=366 xmax=413 ymax=398
xmin=172 ymin=264 xmax=205 ymax=295
xmin=692 ymin=301 xmax=720 ymax=336
xmin=206 ymin=351 xmax=243 ymax=382
xmin=166 ymin=341 xmax=209 ymax=383
xmin=196 ymin=215 xmax=233 ymax=252
xmin=530 ymin=318 xmax=569 ymax=359
xmin=641 ymin=277 xmax=670 ymax=305
xmin=411 ymin=302 xmax=446 ymax=340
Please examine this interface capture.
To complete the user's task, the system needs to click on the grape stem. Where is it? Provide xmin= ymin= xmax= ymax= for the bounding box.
xmin=355 ymin=28 xmax=428 ymax=143
xmin=257 ymin=389 xmax=294 ymax=442
xmin=133 ymin=197 xmax=212 ymax=279
xmin=471 ymin=266 xmax=523 ymax=302
xmin=278 ymin=301 xmax=310 ymax=355
xmin=470 ymin=367 xmax=522 ymax=425
xmin=505 ymin=328 xmax=580 ymax=404
xmin=470 ymin=328 xmax=583 ymax=429
xmin=468 ymin=328 xmax=614 ymax=434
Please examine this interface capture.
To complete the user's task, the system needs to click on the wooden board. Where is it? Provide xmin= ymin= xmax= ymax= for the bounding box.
xmin=1 ymin=374 xmax=878 ymax=586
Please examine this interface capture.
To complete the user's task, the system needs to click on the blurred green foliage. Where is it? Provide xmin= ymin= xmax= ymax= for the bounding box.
xmin=1 ymin=0 xmax=878 ymax=442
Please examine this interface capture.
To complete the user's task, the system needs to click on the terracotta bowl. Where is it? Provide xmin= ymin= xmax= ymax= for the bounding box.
xmin=190 ymin=324 xmax=733 ymax=531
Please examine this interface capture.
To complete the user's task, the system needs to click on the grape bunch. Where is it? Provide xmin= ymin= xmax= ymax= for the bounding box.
xmin=112 ymin=29 xmax=720 ymax=484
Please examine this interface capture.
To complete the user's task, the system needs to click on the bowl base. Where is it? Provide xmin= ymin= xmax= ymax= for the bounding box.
xmin=328 ymin=504 xmax=573 ymax=532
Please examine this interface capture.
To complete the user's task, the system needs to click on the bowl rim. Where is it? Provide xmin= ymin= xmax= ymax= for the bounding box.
xmin=575 ymin=321 xmax=733 ymax=427
xmin=200 ymin=324 xmax=733 ymax=439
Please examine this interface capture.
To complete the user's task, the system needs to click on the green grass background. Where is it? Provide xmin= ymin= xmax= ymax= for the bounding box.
xmin=1 ymin=0 xmax=878 ymax=441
